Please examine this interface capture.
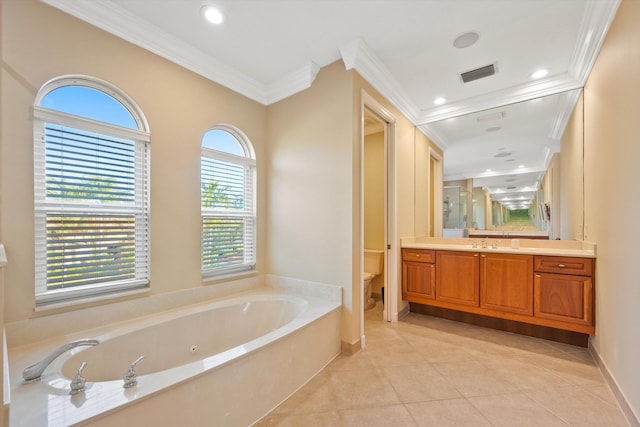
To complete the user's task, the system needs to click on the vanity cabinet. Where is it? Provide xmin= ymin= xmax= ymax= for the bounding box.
xmin=480 ymin=253 xmax=533 ymax=316
xmin=534 ymin=256 xmax=594 ymax=327
xmin=435 ymin=251 xmax=479 ymax=307
xmin=402 ymin=248 xmax=595 ymax=334
xmin=402 ymin=249 xmax=435 ymax=303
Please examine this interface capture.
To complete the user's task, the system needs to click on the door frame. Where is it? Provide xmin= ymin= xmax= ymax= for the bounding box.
xmin=360 ymin=90 xmax=397 ymax=348
xmin=429 ymin=147 xmax=443 ymax=237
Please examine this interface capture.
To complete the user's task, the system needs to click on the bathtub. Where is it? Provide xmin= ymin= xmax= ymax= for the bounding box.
xmin=9 ymin=288 xmax=341 ymax=426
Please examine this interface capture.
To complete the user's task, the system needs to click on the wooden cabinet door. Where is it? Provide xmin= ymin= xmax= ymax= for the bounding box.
xmin=402 ymin=261 xmax=435 ymax=301
xmin=435 ymin=251 xmax=479 ymax=307
xmin=534 ymin=273 xmax=593 ymax=326
xmin=480 ymin=253 xmax=533 ymax=315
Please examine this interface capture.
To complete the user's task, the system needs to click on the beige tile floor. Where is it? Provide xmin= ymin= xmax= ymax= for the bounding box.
xmin=256 ymin=301 xmax=630 ymax=427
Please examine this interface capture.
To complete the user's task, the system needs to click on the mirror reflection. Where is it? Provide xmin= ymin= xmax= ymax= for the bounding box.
xmin=425 ymin=89 xmax=583 ymax=240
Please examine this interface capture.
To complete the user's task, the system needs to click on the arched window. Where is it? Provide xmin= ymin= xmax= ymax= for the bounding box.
xmin=33 ymin=75 xmax=150 ymax=305
xmin=201 ymin=125 xmax=256 ymax=277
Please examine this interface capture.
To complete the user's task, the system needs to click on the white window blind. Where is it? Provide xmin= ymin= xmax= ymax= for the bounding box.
xmin=33 ymin=79 xmax=149 ymax=305
xmin=201 ymin=128 xmax=256 ymax=277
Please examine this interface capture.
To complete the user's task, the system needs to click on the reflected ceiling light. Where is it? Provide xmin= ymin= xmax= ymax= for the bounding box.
xmin=530 ymin=69 xmax=549 ymax=79
xmin=434 ymin=97 xmax=447 ymax=105
xmin=201 ymin=5 xmax=225 ymax=24
xmin=453 ymin=31 xmax=480 ymax=48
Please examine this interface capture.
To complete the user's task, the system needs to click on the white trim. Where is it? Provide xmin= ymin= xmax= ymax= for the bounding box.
xmin=341 ymin=39 xmax=420 ymax=124
xmin=41 ymin=0 xmax=619 ymax=123
xmin=33 ymin=76 xmax=151 ymax=306
xmin=360 ymin=90 xmax=398 ymax=337
xmin=429 ymin=148 xmax=444 ymax=238
xmin=34 ymin=106 xmax=150 ymax=142
xmin=40 ymin=0 xmax=323 ymax=106
xmin=266 ymin=62 xmax=321 ymax=105
xmin=36 ymin=74 xmax=150 ymax=132
xmin=548 ymin=88 xmax=583 ymax=140
xmin=590 ymin=343 xmax=640 ymax=427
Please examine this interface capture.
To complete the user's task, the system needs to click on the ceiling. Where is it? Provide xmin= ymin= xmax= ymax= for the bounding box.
xmin=42 ymin=0 xmax=620 ymax=208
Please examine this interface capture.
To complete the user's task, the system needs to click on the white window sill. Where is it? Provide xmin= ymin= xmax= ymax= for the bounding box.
xmin=34 ymin=287 xmax=151 ymax=313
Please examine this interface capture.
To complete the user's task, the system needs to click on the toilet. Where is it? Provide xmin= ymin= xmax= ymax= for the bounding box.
xmin=363 ymin=249 xmax=384 ymax=310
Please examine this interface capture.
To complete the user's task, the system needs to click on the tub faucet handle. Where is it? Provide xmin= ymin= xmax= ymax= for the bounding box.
xmin=69 ymin=362 xmax=87 ymax=395
xmin=123 ymin=356 xmax=144 ymax=389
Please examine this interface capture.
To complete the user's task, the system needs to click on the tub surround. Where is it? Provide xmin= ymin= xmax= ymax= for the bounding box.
xmin=6 ymin=276 xmax=341 ymax=426
xmin=401 ymin=237 xmax=596 ymax=258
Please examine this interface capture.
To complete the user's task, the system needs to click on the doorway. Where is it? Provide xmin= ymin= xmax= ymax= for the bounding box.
xmin=360 ymin=91 xmax=397 ymax=348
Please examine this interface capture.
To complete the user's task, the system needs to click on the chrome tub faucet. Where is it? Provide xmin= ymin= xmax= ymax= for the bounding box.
xmin=22 ymin=339 xmax=99 ymax=384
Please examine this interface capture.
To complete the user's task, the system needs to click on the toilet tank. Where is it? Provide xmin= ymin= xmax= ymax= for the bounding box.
xmin=364 ymin=249 xmax=384 ymax=275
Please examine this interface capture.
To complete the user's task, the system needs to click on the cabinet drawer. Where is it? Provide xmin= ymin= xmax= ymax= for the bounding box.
xmin=402 ymin=248 xmax=435 ymax=263
xmin=534 ymin=256 xmax=593 ymax=276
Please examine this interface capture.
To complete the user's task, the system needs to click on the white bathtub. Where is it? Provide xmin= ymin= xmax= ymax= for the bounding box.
xmin=9 ymin=288 xmax=341 ymax=426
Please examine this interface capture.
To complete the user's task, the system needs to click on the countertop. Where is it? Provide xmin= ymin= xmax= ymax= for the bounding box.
xmin=401 ymin=237 xmax=596 ymax=258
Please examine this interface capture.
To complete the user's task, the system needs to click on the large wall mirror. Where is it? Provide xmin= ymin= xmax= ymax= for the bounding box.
xmin=419 ymin=88 xmax=584 ymax=240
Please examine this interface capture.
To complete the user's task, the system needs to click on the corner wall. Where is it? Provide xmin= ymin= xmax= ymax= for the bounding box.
xmin=266 ymin=61 xmax=356 ymax=343
xmin=583 ymin=0 xmax=640 ymax=421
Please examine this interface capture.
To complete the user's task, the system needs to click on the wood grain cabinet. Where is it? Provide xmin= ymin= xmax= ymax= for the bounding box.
xmin=435 ymin=250 xmax=479 ymax=307
xmin=480 ymin=253 xmax=533 ymax=316
xmin=401 ymin=248 xmax=595 ymax=335
xmin=402 ymin=249 xmax=436 ymax=303
xmin=534 ymin=256 xmax=594 ymax=327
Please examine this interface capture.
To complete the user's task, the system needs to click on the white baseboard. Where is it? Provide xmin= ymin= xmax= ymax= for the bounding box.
xmin=590 ymin=342 xmax=639 ymax=427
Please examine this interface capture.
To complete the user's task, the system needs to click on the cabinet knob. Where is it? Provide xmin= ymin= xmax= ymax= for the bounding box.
xmin=535 ymin=274 xmax=541 ymax=278
xmin=557 ymin=264 xmax=566 ymax=268
xmin=473 ymin=254 xmax=479 ymax=257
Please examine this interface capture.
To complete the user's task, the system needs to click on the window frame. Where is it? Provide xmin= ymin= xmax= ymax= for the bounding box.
xmin=201 ymin=124 xmax=257 ymax=278
xmin=33 ymin=75 xmax=150 ymax=306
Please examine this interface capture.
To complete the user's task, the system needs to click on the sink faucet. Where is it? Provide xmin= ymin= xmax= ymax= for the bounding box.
xmin=22 ymin=339 xmax=99 ymax=384
xmin=481 ymin=238 xmax=488 ymax=248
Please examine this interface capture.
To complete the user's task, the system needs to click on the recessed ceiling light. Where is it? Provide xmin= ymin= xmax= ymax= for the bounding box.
xmin=530 ymin=69 xmax=549 ymax=79
xmin=453 ymin=32 xmax=480 ymax=49
xmin=518 ymin=164 xmax=525 ymax=168
xmin=434 ymin=97 xmax=447 ymax=105
xmin=486 ymin=126 xmax=501 ymax=132
xmin=201 ymin=5 xmax=225 ymax=24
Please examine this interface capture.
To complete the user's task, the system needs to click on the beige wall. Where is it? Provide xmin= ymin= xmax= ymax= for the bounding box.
xmin=266 ymin=61 xmax=357 ymax=342
xmin=583 ymin=0 xmax=640 ymax=420
xmin=364 ymin=131 xmax=385 ymax=251
xmin=0 ymin=0 xmax=267 ymax=322
xmin=414 ymin=130 xmax=430 ymax=237
xmin=364 ymin=130 xmax=385 ymax=295
xmin=267 ymin=65 xmax=441 ymax=345
xmin=560 ymin=92 xmax=584 ymax=240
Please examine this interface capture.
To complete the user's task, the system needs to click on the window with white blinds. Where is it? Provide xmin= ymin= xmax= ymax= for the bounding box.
xmin=201 ymin=126 xmax=256 ymax=277
xmin=33 ymin=76 xmax=150 ymax=305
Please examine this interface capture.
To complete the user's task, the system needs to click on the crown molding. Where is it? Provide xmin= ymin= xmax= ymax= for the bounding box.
xmin=567 ymin=0 xmax=621 ymax=85
xmin=266 ymin=62 xmax=321 ymax=105
xmin=42 ymin=0 xmax=619 ymax=125
xmin=42 ymin=0 xmax=311 ymax=106
xmin=548 ymin=88 xmax=582 ymax=141
xmin=417 ymin=124 xmax=449 ymax=151
xmin=340 ymin=38 xmax=421 ymax=124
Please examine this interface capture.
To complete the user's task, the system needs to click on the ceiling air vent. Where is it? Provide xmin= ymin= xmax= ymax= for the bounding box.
xmin=459 ymin=63 xmax=497 ymax=83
